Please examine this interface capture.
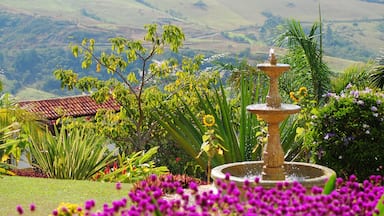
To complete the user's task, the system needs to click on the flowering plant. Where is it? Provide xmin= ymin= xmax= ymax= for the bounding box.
xmin=60 ymin=174 xmax=383 ymax=215
xmin=196 ymin=114 xmax=226 ymax=184
xmin=288 ymin=86 xmax=317 ymax=161
xmin=94 ymin=146 xmax=169 ymax=183
xmin=309 ymin=85 xmax=384 ymax=179
xmin=49 ymin=202 xmax=83 ymax=216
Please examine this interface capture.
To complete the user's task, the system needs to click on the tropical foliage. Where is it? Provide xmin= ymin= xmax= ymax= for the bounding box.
xmin=155 ymin=71 xmax=263 ymax=171
xmin=95 ymin=146 xmax=169 ymax=183
xmin=54 ymin=24 xmax=186 ymax=153
xmin=0 ymin=94 xmax=43 ymax=169
xmin=276 ymin=19 xmax=331 ymax=103
xmin=27 ymin=125 xmax=115 ymax=180
xmin=331 ymin=62 xmax=374 ymax=93
xmin=369 ymin=49 xmax=384 ymax=89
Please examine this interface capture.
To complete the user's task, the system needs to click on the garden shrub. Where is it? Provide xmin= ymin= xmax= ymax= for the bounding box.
xmin=28 ymin=125 xmax=115 ymax=180
xmin=94 ymin=146 xmax=169 ymax=183
xmin=309 ymin=86 xmax=384 ymax=179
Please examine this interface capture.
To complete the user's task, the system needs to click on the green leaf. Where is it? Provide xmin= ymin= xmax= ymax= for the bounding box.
xmin=127 ymin=72 xmax=138 ymax=84
xmin=72 ymin=46 xmax=79 ymax=58
xmin=374 ymin=193 xmax=384 ymax=216
xmin=322 ymin=173 xmax=336 ymax=195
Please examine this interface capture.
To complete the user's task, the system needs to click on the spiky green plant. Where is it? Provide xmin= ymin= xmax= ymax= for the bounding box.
xmin=27 ymin=125 xmax=115 ymax=180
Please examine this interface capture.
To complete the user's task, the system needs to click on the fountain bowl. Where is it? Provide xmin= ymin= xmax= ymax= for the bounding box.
xmin=211 ymin=161 xmax=336 ymax=191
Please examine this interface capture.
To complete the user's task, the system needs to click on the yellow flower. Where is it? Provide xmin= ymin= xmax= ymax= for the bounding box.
xmin=203 ymin=114 xmax=215 ymax=127
xmin=289 ymin=92 xmax=299 ymax=102
xmin=299 ymin=87 xmax=308 ymax=96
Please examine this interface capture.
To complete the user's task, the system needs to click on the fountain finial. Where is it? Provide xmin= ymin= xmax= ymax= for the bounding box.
xmin=269 ymin=48 xmax=277 ymax=65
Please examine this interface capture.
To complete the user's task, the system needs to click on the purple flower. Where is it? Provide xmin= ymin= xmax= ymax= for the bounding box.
xmin=350 ymin=90 xmax=359 ymax=98
xmin=324 ymin=133 xmax=335 ymax=140
xmin=189 ymin=181 xmax=198 ymax=192
xmin=150 ymin=174 xmax=157 ymax=182
xmin=85 ymin=199 xmax=96 ymax=210
xmin=371 ymin=106 xmax=378 ymax=112
xmin=29 ymin=203 xmax=36 ymax=212
xmin=116 ymin=182 xmax=122 ymax=190
xmin=52 ymin=209 xmax=58 ymax=216
xmin=16 ymin=205 xmax=23 ymax=215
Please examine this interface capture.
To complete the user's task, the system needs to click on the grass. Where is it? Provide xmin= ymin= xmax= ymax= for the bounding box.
xmin=0 ymin=176 xmax=131 ymax=216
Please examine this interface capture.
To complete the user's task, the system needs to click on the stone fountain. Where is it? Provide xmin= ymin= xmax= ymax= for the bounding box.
xmin=211 ymin=49 xmax=335 ymax=190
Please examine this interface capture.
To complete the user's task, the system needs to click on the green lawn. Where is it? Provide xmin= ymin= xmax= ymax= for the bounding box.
xmin=0 ymin=176 xmax=131 ymax=216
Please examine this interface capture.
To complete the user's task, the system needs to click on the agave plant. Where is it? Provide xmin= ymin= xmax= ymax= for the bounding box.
xmin=27 ymin=125 xmax=116 ymax=180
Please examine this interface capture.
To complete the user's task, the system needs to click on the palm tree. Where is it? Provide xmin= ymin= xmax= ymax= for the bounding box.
xmin=331 ymin=61 xmax=374 ymax=93
xmin=369 ymin=49 xmax=384 ymax=89
xmin=275 ymin=19 xmax=331 ymax=103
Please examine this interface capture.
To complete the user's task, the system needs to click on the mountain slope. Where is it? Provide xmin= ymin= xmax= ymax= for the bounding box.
xmin=0 ymin=0 xmax=383 ymax=97
xmin=1 ymin=0 xmax=383 ymax=56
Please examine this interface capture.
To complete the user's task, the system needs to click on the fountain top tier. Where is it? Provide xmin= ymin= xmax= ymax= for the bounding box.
xmin=257 ymin=48 xmax=290 ymax=74
xmin=247 ymin=49 xmax=300 ymax=117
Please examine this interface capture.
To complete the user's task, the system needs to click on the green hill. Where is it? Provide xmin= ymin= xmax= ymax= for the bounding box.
xmin=0 ymin=0 xmax=383 ymax=96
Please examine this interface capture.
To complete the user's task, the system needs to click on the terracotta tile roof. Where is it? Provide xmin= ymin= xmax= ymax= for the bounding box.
xmin=18 ymin=95 xmax=120 ymax=120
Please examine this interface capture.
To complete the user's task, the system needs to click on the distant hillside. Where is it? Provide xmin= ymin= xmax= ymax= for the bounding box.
xmin=1 ymin=0 xmax=383 ymax=55
xmin=0 ymin=0 xmax=383 ymax=97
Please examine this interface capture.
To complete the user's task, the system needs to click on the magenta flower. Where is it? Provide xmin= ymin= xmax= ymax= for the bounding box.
xmin=30 ymin=203 xmax=36 ymax=212
xmin=116 ymin=182 xmax=122 ymax=190
xmin=16 ymin=205 xmax=23 ymax=215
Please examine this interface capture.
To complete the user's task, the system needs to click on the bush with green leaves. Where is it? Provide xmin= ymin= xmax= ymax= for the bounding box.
xmin=27 ymin=125 xmax=115 ymax=180
xmin=94 ymin=146 xmax=169 ymax=183
xmin=309 ymin=85 xmax=384 ymax=179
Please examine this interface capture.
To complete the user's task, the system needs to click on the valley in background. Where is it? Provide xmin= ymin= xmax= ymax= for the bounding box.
xmin=0 ymin=0 xmax=383 ymax=99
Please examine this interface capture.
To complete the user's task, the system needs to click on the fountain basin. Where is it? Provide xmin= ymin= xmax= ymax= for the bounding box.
xmin=211 ymin=161 xmax=336 ymax=191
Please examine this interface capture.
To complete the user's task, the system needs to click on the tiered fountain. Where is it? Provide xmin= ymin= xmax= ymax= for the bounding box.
xmin=211 ymin=49 xmax=335 ymax=190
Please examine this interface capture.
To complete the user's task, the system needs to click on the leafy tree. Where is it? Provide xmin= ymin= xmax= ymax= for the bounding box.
xmin=54 ymin=24 xmax=184 ymax=152
xmin=54 ymin=24 xmax=219 ymax=157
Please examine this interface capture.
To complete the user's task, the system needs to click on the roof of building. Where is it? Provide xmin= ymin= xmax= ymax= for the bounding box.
xmin=18 ymin=95 xmax=121 ymax=121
